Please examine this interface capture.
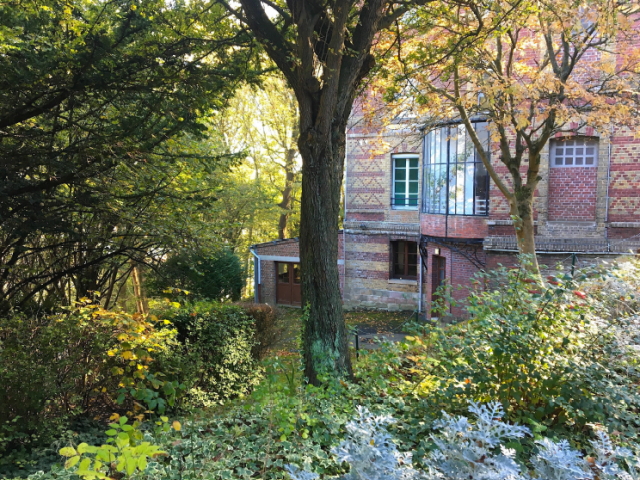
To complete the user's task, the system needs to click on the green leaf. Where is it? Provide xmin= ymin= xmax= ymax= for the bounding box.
xmin=79 ymin=458 xmax=92 ymax=471
xmin=65 ymin=455 xmax=81 ymax=468
xmin=60 ymin=447 xmax=77 ymax=457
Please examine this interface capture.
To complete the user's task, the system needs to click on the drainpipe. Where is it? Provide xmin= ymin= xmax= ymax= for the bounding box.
xmin=605 ymin=125 xmax=613 ymax=251
xmin=343 ymin=127 xmax=348 ymax=298
xmin=418 ymin=132 xmax=426 ymax=315
xmin=418 ymin=254 xmax=423 ymax=314
xmin=250 ymin=247 xmax=261 ymax=303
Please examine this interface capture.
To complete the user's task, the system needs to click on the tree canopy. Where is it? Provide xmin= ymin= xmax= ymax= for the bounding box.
xmin=0 ymin=0 xmax=260 ymax=311
xmin=379 ymin=0 xmax=640 ymax=272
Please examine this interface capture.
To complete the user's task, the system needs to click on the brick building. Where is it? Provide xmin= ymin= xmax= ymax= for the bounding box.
xmin=251 ymin=122 xmax=640 ymax=316
xmin=250 ymin=233 xmax=345 ymax=307
xmin=342 ymin=120 xmax=640 ymax=317
xmin=251 ymin=41 xmax=640 ymax=317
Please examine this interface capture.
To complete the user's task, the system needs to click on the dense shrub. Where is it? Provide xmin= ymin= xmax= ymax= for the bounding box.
xmin=146 ymin=249 xmax=244 ymax=301
xmin=160 ymin=302 xmax=262 ymax=407
xmin=12 ymin=259 xmax=640 ymax=480
xmin=240 ymin=303 xmax=283 ymax=359
xmin=0 ymin=302 xmax=179 ymax=475
xmin=400 ymin=258 xmax=640 ymax=450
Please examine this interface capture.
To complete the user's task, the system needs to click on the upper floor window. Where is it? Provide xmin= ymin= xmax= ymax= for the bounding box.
xmin=391 ymin=240 xmax=418 ymax=280
xmin=550 ymin=137 xmax=598 ymax=167
xmin=392 ymin=155 xmax=419 ymax=209
xmin=423 ymin=122 xmax=489 ymax=216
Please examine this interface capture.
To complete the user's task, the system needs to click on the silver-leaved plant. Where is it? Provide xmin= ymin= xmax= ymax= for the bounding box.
xmin=424 ymin=401 xmax=530 ymax=480
xmin=286 ymin=406 xmax=425 ymax=480
xmin=286 ymin=402 xmax=640 ymax=480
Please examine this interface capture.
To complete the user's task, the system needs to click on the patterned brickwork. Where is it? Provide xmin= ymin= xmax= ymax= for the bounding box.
xmin=342 ymin=232 xmax=423 ymax=311
xmin=608 ymin=127 xmax=640 ymax=223
xmin=345 ymin=130 xmax=422 ymax=225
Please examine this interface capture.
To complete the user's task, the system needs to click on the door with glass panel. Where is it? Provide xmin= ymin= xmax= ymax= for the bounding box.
xmin=276 ymin=262 xmax=301 ymax=306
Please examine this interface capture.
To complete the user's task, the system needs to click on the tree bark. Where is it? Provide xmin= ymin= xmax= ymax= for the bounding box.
xmin=130 ymin=262 xmax=148 ymax=315
xmin=298 ymin=123 xmax=352 ymax=384
xmin=511 ymin=185 xmax=540 ymax=273
xmin=232 ymin=0 xmax=406 ymax=383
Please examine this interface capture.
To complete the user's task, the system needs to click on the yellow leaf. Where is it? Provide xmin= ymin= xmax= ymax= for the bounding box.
xmin=121 ymin=351 xmax=134 ymax=360
xmin=172 ymin=421 xmax=181 ymax=431
xmin=110 ymin=413 xmax=120 ymax=421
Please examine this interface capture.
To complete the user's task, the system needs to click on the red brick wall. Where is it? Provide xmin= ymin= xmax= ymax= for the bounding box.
xmin=608 ymin=227 xmax=640 ymax=239
xmin=423 ymin=243 xmax=486 ymax=318
xmin=421 ymin=213 xmax=488 ymax=238
xmin=548 ymin=166 xmax=597 ymax=221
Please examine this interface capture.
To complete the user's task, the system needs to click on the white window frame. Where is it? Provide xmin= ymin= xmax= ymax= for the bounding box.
xmin=392 ymin=154 xmax=420 ymax=210
xmin=550 ymin=137 xmax=599 ymax=168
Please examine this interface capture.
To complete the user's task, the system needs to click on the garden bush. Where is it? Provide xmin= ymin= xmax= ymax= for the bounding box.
xmin=240 ymin=303 xmax=283 ymax=359
xmin=159 ymin=301 xmax=262 ymax=408
xmin=0 ymin=301 xmax=180 ymax=476
xmin=10 ymin=259 xmax=640 ymax=480
xmin=288 ymin=401 xmax=640 ymax=480
xmin=399 ymin=257 xmax=640 ymax=451
xmin=145 ymin=249 xmax=244 ymax=302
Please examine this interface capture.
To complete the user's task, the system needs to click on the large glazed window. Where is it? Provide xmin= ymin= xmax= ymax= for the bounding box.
xmin=423 ymin=122 xmax=489 ymax=215
xmin=392 ymin=155 xmax=419 ymax=209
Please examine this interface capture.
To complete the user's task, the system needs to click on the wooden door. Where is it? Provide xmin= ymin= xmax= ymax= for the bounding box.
xmin=276 ymin=262 xmax=302 ymax=306
xmin=276 ymin=262 xmax=292 ymax=305
xmin=292 ymin=263 xmax=301 ymax=306
xmin=431 ymin=255 xmax=446 ymax=315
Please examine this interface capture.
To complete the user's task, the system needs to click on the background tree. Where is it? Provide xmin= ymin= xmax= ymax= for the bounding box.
xmin=383 ymin=0 xmax=640 ymax=273
xmin=222 ymin=0 xmax=429 ymax=383
xmin=0 ymin=0 xmax=260 ymax=312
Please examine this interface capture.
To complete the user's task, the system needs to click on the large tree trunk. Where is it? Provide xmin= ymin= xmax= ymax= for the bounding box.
xmin=233 ymin=0 xmax=398 ymax=383
xmin=298 ymin=123 xmax=353 ymax=384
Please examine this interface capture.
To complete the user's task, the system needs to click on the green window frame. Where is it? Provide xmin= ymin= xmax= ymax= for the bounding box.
xmin=392 ymin=155 xmax=419 ymax=209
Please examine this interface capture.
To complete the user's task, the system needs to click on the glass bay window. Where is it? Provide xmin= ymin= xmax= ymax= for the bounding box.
xmin=423 ymin=122 xmax=490 ymax=216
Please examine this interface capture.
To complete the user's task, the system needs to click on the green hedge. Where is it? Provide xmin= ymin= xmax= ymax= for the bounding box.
xmin=160 ymin=302 xmax=263 ymax=408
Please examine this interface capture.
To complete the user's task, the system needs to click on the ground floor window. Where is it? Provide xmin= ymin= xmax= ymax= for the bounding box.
xmin=391 ymin=241 xmax=418 ymax=280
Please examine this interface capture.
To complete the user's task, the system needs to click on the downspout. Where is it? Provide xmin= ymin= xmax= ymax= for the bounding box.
xmin=343 ymin=127 xmax=348 ymax=298
xmin=418 ymin=254 xmax=423 ymax=314
xmin=250 ymin=247 xmax=261 ymax=303
xmin=418 ymin=133 xmax=426 ymax=314
xmin=605 ymin=125 xmax=613 ymax=251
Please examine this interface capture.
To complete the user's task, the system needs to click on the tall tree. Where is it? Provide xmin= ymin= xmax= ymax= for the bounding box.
xmin=221 ymin=0 xmax=428 ymax=382
xmin=383 ymin=0 xmax=640 ymax=273
xmin=216 ymin=77 xmax=301 ymax=242
xmin=0 ymin=0 xmax=259 ymax=312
